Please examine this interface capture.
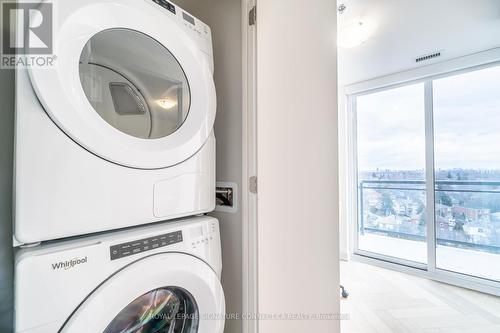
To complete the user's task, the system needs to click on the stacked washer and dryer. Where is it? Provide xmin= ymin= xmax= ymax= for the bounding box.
xmin=13 ymin=1 xmax=225 ymax=332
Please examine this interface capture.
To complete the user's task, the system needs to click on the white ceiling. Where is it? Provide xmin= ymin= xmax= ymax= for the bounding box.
xmin=338 ymin=0 xmax=500 ymax=85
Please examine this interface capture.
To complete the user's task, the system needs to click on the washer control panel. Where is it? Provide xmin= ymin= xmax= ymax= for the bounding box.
xmin=110 ymin=230 xmax=183 ymax=260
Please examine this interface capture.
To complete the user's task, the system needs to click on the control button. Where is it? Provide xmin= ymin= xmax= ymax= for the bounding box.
xmin=110 ymin=230 xmax=183 ymax=261
xmin=153 ymin=0 xmax=176 ymax=14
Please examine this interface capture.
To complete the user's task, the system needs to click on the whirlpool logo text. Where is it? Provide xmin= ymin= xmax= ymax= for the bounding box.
xmin=51 ymin=256 xmax=88 ymax=271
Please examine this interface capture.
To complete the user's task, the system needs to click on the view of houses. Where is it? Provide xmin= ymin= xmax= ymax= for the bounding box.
xmin=359 ymin=169 xmax=500 ymax=254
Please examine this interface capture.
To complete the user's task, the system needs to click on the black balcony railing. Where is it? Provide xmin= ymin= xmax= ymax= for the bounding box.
xmin=358 ymin=179 xmax=500 ymax=254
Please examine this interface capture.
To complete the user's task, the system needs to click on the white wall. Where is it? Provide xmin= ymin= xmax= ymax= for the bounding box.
xmin=338 ymin=0 xmax=500 ymax=260
xmin=0 ymin=0 xmax=15 ymax=329
xmin=256 ymin=1 xmax=340 ymax=332
xmin=172 ymin=1 xmax=243 ymax=332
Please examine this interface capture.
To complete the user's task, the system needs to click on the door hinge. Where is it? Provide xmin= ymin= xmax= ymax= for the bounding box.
xmin=249 ymin=176 xmax=258 ymax=194
xmin=249 ymin=6 xmax=256 ymax=26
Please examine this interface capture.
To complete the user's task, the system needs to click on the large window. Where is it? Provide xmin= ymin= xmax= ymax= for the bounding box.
xmin=433 ymin=66 xmax=500 ymax=281
xmin=357 ymin=83 xmax=427 ymax=263
xmin=353 ymin=63 xmax=500 ymax=285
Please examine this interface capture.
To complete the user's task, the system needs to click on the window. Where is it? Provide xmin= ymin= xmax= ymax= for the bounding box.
xmin=352 ymin=63 xmax=500 ymax=285
xmin=433 ymin=66 xmax=500 ymax=281
xmin=356 ymin=83 xmax=427 ymax=263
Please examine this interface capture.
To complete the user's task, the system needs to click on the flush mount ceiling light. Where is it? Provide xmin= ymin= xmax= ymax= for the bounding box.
xmin=338 ymin=20 xmax=377 ymax=48
xmin=337 ymin=3 xmax=377 ymax=49
xmin=157 ymin=98 xmax=178 ymax=110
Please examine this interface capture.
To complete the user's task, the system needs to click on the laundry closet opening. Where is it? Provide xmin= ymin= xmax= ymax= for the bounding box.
xmin=170 ymin=1 xmax=244 ymax=333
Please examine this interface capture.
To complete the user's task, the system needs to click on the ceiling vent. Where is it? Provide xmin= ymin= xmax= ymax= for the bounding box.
xmin=415 ymin=51 xmax=442 ymax=63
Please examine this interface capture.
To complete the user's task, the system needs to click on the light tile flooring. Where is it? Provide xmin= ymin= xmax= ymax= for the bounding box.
xmin=340 ymin=261 xmax=500 ymax=333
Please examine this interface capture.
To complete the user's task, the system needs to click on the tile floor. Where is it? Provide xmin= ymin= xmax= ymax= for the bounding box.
xmin=340 ymin=260 xmax=500 ymax=333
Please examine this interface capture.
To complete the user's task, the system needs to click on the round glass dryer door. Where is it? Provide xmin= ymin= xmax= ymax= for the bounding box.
xmin=79 ymin=29 xmax=191 ymax=140
xmin=27 ymin=0 xmax=216 ymax=169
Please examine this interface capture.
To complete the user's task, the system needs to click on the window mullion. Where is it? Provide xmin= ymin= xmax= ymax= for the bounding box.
xmin=424 ymin=80 xmax=437 ymax=271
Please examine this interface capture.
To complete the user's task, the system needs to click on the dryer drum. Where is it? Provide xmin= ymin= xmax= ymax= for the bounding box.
xmin=79 ymin=28 xmax=190 ymax=140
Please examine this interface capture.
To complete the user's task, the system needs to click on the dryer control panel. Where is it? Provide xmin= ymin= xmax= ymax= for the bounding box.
xmin=152 ymin=0 xmax=176 ymax=14
xmin=144 ymin=0 xmax=214 ymax=72
xmin=110 ymin=230 xmax=183 ymax=260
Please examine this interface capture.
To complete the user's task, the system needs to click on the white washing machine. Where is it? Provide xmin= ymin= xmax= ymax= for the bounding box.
xmin=14 ymin=0 xmax=217 ymax=244
xmin=15 ymin=216 xmax=225 ymax=333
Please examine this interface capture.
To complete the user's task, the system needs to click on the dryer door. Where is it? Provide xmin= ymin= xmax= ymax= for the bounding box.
xmin=28 ymin=0 xmax=216 ymax=169
xmin=60 ymin=253 xmax=225 ymax=333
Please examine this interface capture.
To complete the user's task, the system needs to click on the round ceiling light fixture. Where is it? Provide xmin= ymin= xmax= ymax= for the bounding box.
xmin=338 ymin=19 xmax=377 ymax=49
xmin=156 ymin=98 xmax=178 ymax=110
xmin=337 ymin=3 xmax=377 ymax=48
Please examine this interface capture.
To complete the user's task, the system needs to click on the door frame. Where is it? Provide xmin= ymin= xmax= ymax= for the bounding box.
xmin=242 ymin=0 xmax=258 ymax=332
xmin=344 ymin=47 xmax=500 ymax=296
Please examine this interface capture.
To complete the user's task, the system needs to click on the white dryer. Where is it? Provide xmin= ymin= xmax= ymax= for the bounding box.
xmin=15 ymin=216 xmax=225 ymax=333
xmin=14 ymin=0 xmax=217 ymax=244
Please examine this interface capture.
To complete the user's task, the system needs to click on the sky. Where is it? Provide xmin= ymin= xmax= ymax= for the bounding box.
xmin=357 ymin=65 xmax=500 ymax=171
